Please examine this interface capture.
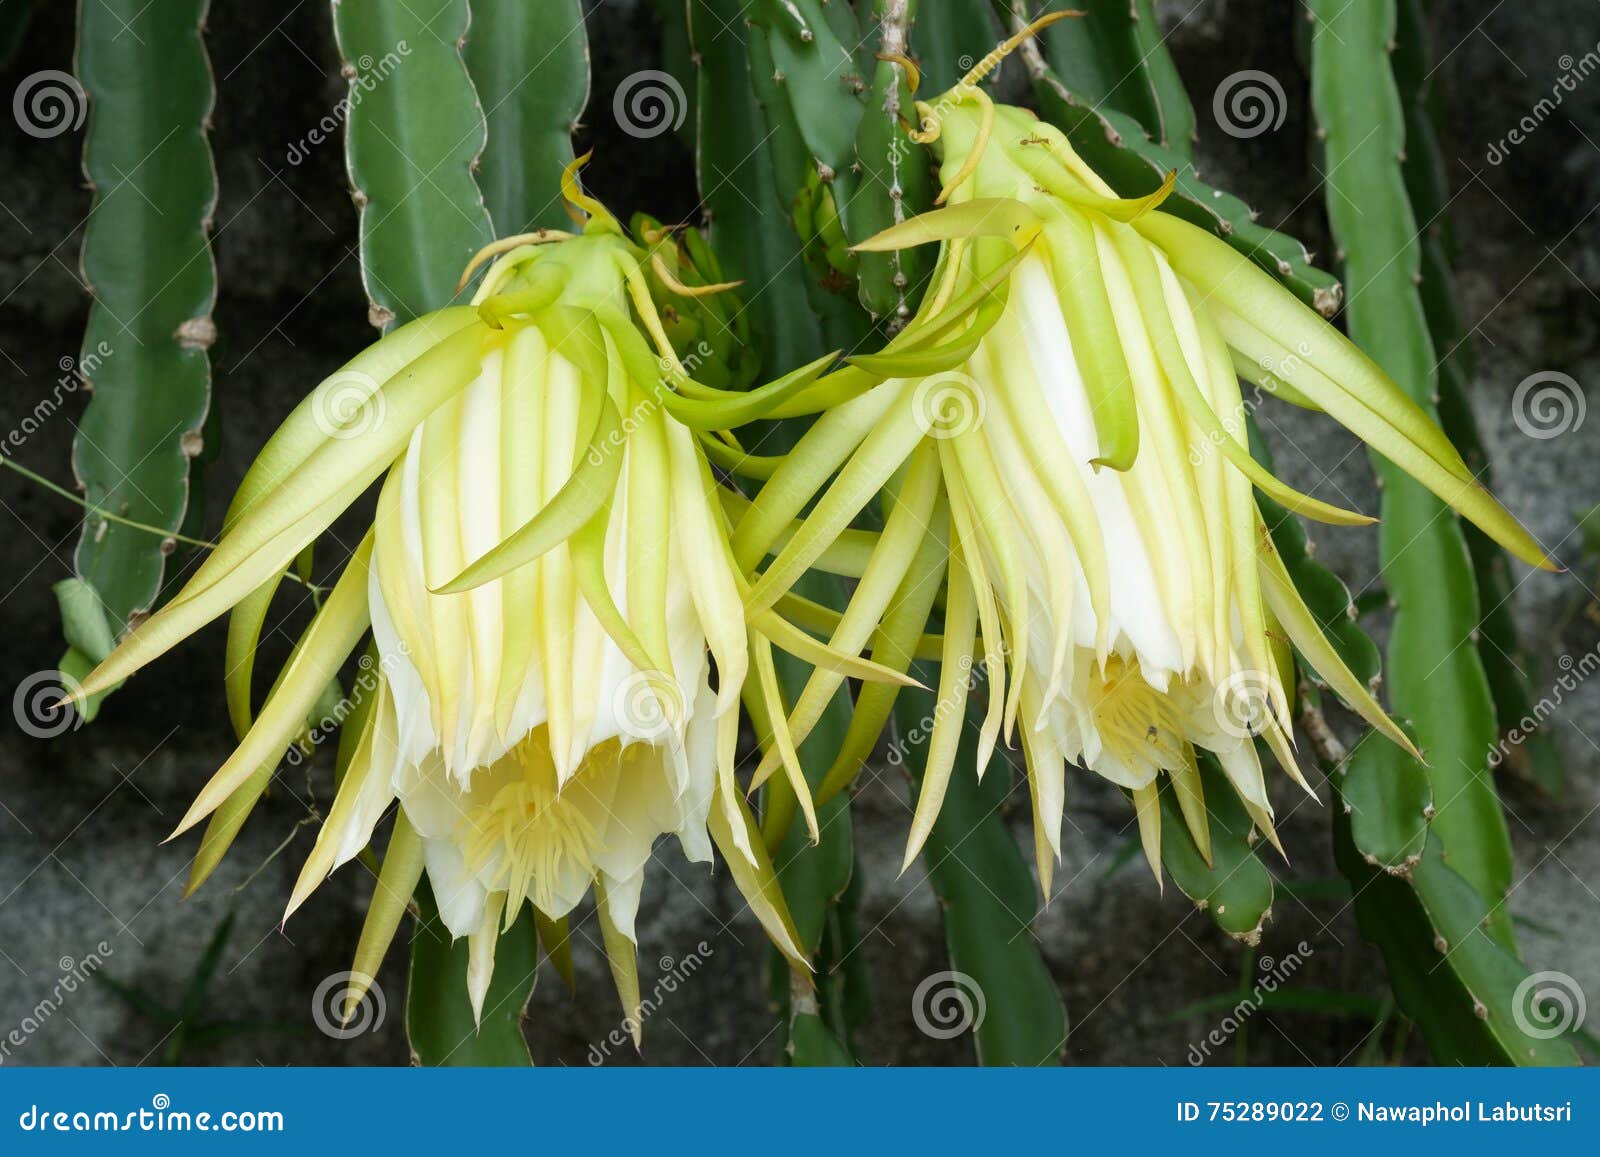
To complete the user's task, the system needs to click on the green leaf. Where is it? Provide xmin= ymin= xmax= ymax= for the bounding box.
xmin=179 ymin=911 xmax=236 ymax=1023
xmin=406 ymin=883 xmax=539 ymax=1065
xmin=333 ymin=0 xmax=494 ymax=326
xmin=465 ymin=0 xmax=589 ymax=235
xmin=72 ymin=0 xmax=216 ymax=631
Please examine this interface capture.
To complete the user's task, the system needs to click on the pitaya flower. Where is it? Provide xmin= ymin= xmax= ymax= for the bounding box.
xmin=731 ymin=24 xmax=1554 ymax=890
xmin=65 ymin=167 xmax=909 ymax=1028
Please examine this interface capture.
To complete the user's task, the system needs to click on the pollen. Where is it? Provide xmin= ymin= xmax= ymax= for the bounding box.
xmin=1090 ymin=657 xmax=1187 ymax=773
xmin=461 ymin=731 xmax=618 ymax=917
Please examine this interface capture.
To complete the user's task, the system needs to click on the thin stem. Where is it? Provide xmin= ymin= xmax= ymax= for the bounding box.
xmin=0 ymin=456 xmax=328 ymax=595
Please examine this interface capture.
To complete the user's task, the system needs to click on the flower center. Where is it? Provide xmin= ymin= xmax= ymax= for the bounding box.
xmin=1090 ymin=657 xmax=1188 ymax=774
xmin=461 ymin=731 xmax=617 ymax=916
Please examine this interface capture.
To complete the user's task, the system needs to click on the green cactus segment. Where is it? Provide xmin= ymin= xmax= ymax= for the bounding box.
xmin=1156 ymin=757 xmax=1274 ymax=944
xmin=1259 ymin=431 xmax=1572 ymax=1065
xmin=1308 ymin=0 xmax=1575 ymax=1064
xmin=1013 ymin=16 xmax=1341 ymax=316
xmin=1334 ymin=815 xmax=1579 ymax=1065
xmin=745 ymin=24 xmax=873 ymax=351
xmin=689 ymin=0 xmax=836 ymax=372
xmin=333 ymin=0 xmax=494 ymax=327
xmin=910 ymin=0 xmax=995 ymax=94
xmin=852 ymin=2 xmax=933 ymax=326
xmin=894 ymin=682 xmax=1066 ymax=1066
xmin=743 ymin=2 xmax=884 ymax=342
xmin=406 ymin=882 xmax=539 ymax=1065
xmin=1037 ymin=0 xmax=1193 ymax=152
xmin=465 ymin=0 xmax=589 ymax=234
xmin=71 ymin=0 xmax=217 ymax=634
xmin=1338 ymin=719 xmax=1432 ymax=872
xmin=1310 ymin=0 xmax=1517 ymax=951
xmin=751 ymin=0 xmax=865 ymax=180
xmin=1393 ymin=0 xmax=1560 ymax=797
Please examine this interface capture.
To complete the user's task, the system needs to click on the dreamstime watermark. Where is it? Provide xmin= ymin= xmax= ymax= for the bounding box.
xmin=1212 ymin=669 xmax=1276 ymax=740
xmin=912 ymin=371 xmax=986 ymax=438
xmin=4 ymin=342 xmax=113 ymax=458
xmin=1511 ymin=370 xmax=1584 ymax=440
xmin=1488 ymin=643 xmax=1600 ymax=769
xmin=309 ymin=369 xmax=386 ymax=441
xmin=286 ymin=646 xmax=410 ymax=765
xmin=286 ymin=42 xmax=412 ymax=165
xmin=0 ymin=943 xmax=114 ymax=1064
xmin=311 ymin=971 xmax=385 ymax=1040
xmin=1189 ymin=341 xmax=1310 ymax=467
xmin=612 ymin=70 xmax=686 ymax=139
xmin=12 ymin=669 xmax=85 ymax=740
xmin=1486 ymin=41 xmax=1600 ymax=165
xmin=586 ymin=943 xmax=714 ymax=1063
xmin=1511 ymin=970 xmax=1587 ymax=1039
xmin=884 ymin=650 xmax=999 ymax=768
xmin=912 ymin=970 xmax=986 ymax=1040
xmin=1185 ymin=941 xmax=1313 ymax=1065
xmin=17 ymin=1094 xmax=283 ymax=1133
xmin=612 ymin=669 xmax=685 ymax=743
xmin=1188 ymin=383 xmax=1270 ymax=467
xmin=13 ymin=70 xmax=86 ymax=139
xmin=584 ymin=341 xmax=712 ymax=469
xmin=1212 ymin=70 xmax=1287 ymax=139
